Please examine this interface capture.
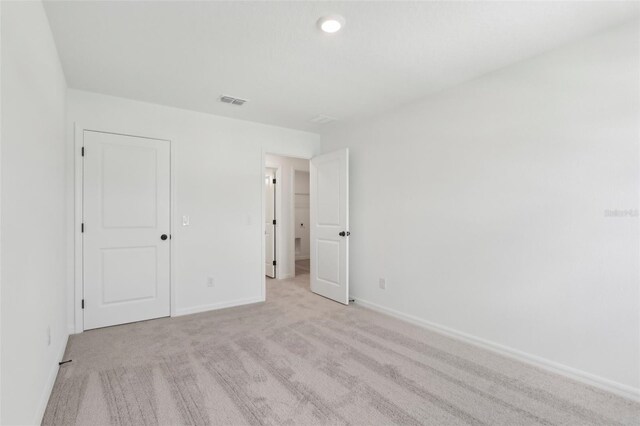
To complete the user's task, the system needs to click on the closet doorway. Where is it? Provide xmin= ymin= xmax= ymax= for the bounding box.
xmin=294 ymin=169 xmax=310 ymax=276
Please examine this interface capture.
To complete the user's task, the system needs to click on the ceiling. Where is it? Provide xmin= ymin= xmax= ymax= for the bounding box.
xmin=43 ymin=1 xmax=639 ymax=132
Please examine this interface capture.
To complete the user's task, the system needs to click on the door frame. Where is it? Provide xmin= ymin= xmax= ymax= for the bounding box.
xmin=73 ymin=123 xmax=174 ymax=333
xmin=261 ymin=151 xmax=312 ymax=299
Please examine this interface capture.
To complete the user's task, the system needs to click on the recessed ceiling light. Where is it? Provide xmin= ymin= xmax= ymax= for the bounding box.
xmin=317 ymin=15 xmax=345 ymax=34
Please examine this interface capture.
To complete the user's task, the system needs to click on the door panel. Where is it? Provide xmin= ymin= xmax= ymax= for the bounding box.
xmin=310 ymin=149 xmax=349 ymax=304
xmin=317 ymin=161 xmax=341 ymax=225
xmin=101 ymin=247 xmax=157 ymax=303
xmin=317 ymin=239 xmax=340 ymax=284
xmin=101 ymin=144 xmax=158 ymax=228
xmin=83 ymin=131 xmax=171 ymax=330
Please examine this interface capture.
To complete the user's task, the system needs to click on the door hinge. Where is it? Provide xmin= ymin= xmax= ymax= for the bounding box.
xmin=81 ymin=299 xmax=85 ymax=309
xmin=272 ymin=178 xmax=276 ymax=184
xmin=81 ymin=223 xmax=84 ymax=233
xmin=81 ymin=146 xmax=85 ymax=156
xmin=272 ymin=260 xmax=276 ymax=266
xmin=272 ymin=219 xmax=276 ymax=225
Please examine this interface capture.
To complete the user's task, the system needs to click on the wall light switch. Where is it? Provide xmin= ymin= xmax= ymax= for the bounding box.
xmin=182 ymin=215 xmax=190 ymax=226
xmin=379 ymin=278 xmax=386 ymax=290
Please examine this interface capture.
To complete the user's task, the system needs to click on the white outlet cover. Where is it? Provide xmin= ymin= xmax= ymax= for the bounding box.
xmin=379 ymin=278 xmax=386 ymax=289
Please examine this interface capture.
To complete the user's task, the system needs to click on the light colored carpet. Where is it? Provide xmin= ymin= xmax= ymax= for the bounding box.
xmin=44 ymin=274 xmax=640 ymax=425
xmin=296 ymin=259 xmax=310 ymax=275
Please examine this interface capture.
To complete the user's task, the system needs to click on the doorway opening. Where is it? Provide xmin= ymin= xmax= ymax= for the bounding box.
xmin=294 ymin=169 xmax=310 ymax=277
xmin=262 ymin=149 xmax=350 ymax=305
xmin=264 ymin=154 xmax=310 ymax=286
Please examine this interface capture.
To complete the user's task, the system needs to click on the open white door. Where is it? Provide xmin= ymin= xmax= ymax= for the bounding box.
xmin=265 ymin=168 xmax=276 ymax=278
xmin=83 ymin=131 xmax=171 ymax=330
xmin=310 ymin=148 xmax=349 ymax=305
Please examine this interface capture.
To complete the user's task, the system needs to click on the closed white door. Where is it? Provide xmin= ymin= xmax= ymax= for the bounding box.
xmin=83 ymin=131 xmax=171 ymax=330
xmin=310 ymin=149 xmax=349 ymax=304
xmin=265 ymin=168 xmax=276 ymax=278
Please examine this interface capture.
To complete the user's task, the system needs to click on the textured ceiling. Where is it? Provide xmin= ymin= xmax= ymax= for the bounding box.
xmin=43 ymin=1 xmax=639 ymax=131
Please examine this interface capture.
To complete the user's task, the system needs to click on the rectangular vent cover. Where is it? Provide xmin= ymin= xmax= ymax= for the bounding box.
xmin=310 ymin=114 xmax=337 ymax=124
xmin=220 ymin=95 xmax=247 ymax=106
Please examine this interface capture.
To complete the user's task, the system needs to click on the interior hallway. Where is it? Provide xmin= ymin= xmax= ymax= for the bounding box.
xmin=43 ymin=272 xmax=639 ymax=425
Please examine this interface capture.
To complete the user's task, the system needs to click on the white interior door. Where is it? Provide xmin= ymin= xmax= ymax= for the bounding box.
xmin=83 ymin=130 xmax=171 ymax=330
xmin=265 ymin=169 xmax=276 ymax=278
xmin=310 ymin=148 xmax=349 ymax=304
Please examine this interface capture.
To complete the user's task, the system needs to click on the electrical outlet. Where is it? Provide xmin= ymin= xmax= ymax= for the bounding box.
xmin=379 ymin=278 xmax=386 ymax=290
xmin=182 ymin=215 xmax=190 ymax=226
xmin=207 ymin=277 xmax=215 ymax=288
xmin=47 ymin=326 xmax=51 ymax=346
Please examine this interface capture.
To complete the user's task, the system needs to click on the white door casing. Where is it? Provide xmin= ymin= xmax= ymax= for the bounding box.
xmin=310 ymin=148 xmax=349 ymax=305
xmin=83 ymin=131 xmax=171 ymax=330
xmin=265 ymin=168 xmax=276 ymax=278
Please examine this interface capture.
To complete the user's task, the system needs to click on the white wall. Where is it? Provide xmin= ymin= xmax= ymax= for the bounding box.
xmin=67 ymin=90 xmax=320 ymax=327
xmin=322 ymin=21 xmax=640 ymax=397
xmin=265 ymin=154 xmax=310 ymax=277
xmin=1 ymin=4 xmax=3 ymax=422
xmin=294 ymin=170 xmax=310 ymax=261
xmin=1 ymin=2 xmax=68 ymax=424
xmin=294 ymin=170 xmax=310 ymax=194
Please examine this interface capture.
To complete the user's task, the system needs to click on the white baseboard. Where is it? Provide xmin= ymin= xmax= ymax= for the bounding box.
xmin=173 ymin=296 xmax=264 ymax=317
xmin=34 ymin=333 xmax=69 ymax=425
xmin=353 ymin=297 xmax=640 ymax=402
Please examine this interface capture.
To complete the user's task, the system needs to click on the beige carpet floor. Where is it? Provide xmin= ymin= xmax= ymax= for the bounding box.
xmin=295 ymin=259 xmax=311 ymax=275
xmin=44 ymin=274 xmax=639 ymax=425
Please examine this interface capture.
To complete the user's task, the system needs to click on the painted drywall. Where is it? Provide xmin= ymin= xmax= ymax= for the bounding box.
xmin=265 ymin=155 xmax=310 ymax=277
xmin=322 ymin=21 xmax=640 ymax=396
xmin=294 ymin=171 xmax=310 ymax=261
xmin=1 ymin=1 xmax=69 ymax=424
xmin=67 ymin=90 xmax=320 ymax=328
xmin=0 ymin=2 xmax=3 ymax=422
xmin=43 ymin=1 xmax=639 ymax=131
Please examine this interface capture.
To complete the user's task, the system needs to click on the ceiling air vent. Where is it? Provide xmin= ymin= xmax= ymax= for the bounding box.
xmin=310 ymin=114 xmax=337 ymax=125
xmin=220 ymin=95 xmax=247 ymax=106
